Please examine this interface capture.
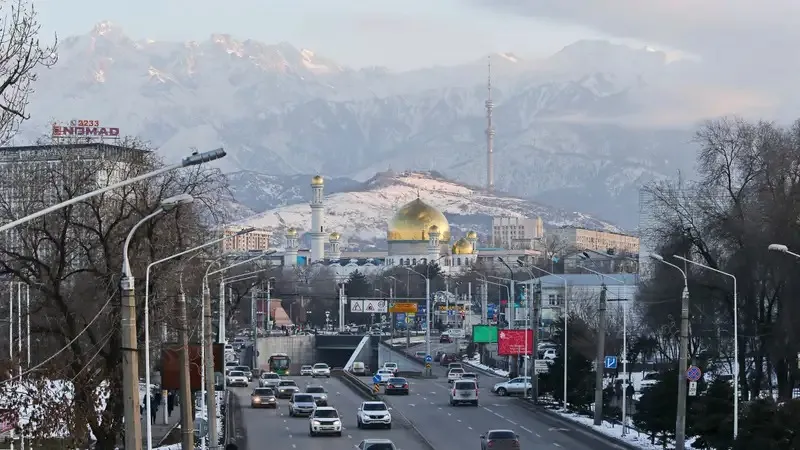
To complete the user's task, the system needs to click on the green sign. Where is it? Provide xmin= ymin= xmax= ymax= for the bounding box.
xmin=472 ymin=325 xmax=498 ymax=343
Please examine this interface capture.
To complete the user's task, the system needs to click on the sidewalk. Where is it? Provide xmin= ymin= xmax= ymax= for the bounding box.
xmin=142 ymin=406 xmax=181 ymax=446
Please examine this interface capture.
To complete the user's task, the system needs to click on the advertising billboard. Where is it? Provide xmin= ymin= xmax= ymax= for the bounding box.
xmin=472 ymin=325 xmax=498 ymax=343
xmin=497 ymin=329 xmax=534 ymax=355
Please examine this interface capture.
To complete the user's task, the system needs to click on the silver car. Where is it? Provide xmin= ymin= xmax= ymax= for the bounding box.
xmin=276 ymin=380 xmax=299 ymax=399
xmin=357 ymin=439 xmax=397 ymax=450
xmin=289 ymin=393 xmax=317 ymax=417
xmin=259 ymin=372 xmax=281 ymax=388
xmin=305 ymin=385 xmax=329 ymax=406
xmin=449 ymin=379 xmax=479 ymax=406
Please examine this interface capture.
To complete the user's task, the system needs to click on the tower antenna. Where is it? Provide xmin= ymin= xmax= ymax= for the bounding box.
xmin=485 ymin=55 xmax=495 ymax=192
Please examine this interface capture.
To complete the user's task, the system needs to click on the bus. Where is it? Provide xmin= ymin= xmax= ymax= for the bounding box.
xmin=268 ymin=353 xmax=291 ymax=375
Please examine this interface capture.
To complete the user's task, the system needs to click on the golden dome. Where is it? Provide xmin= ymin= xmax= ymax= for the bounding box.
xmin=387 ymin=198 xmax=451 ymax=242
xmin=466 ymin=230 xmax=478 ymax=240
xmin=286 ymin=227 xmax=298 ymax=237
xmin=429 ymin=225 xmax=439 ymax=233
xmin=329 ymin=232 xmax=340 ymax=241
xmin=452 ymin=237 xmax=474 ymax=255
xmin=311 ymin=175 xmax=324 ymax=186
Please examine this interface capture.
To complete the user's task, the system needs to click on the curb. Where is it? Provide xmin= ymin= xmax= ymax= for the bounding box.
xmin=155 ymin=421 xmax=181 ymax=447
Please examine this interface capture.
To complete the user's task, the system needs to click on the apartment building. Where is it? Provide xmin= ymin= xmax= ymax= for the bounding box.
xmin=491 ymin=216 xmax=544 ymax=249
xmin=222 ymin=225 xmax=271 ymax=252
xmin=549 ymin=226 xmax=639 ymax=256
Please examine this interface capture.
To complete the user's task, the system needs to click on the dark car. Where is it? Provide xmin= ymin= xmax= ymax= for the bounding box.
xmin=384 ymin=377 xmax=409 ymax=395
xmin=250 ymin=388 xmax=277 ymax=408
xmin=439 ymin=334 xmax=452 ymax=343
xmin=480 ymin=429 xmax=520 ymax=449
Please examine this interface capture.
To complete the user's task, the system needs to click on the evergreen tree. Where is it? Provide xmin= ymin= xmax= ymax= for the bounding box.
xmin=688 ymin=379 xmax=734 ymax=449
xmin=634 ymin=369 xmax=678 ymax=447
xmin=734 ymin=398 xmax=800 ymax=449
xmin=538 ymin=316 xmax=594 ymax=410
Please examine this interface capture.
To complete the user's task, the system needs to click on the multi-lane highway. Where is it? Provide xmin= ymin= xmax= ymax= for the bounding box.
xmin=359 ymin=343 xmax=629 ymax=449
xmin=231 ymin=375 xmax=433 ymax=450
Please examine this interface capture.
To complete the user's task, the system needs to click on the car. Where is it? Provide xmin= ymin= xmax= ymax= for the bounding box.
xmin=312 ymin=363 xmax=331 ymax=378
xmin=357 ymin=438 xmax=397 ymax=449
xmin=414 ymin=351 xmax=426 ymax=359
xmin=640 ymin=372 xmax=661 ymax=390
xmin=450 ymin=379 xmax=479 ymax=406
xmin=352 ymin=361 xmax=367 ymax=375
xmin=356 ymin=400 xmax=392 ymax=429
xmin=259 ymin=372 xmax=281 ymax=388
xmin=309 ymin=406 xmax=342 ymax=436
xmin=492 ymin=377 xmax=532 ymax=396
xmin=300 ymin=365 xmax=314 ymax=376
xmin=305 ymin=385 xmax=329 ymax=406
xmin=541 ymin=348 xmax=557 ymax=360
xmin=289 ymin=393 xmax=317 ymax=417
xmin=460 ymin=372 xmax=479 ymax=387
xmin=224 ymin=344 xmax=234 ymax=354
xmin=382 ymin=362 xmax=398 ymax=375
xmin=374 ymin=369 xmax=394 ymax=384
xmin=480 ymin=429 xmax=521 ymax=449
xmin=234 ymin=365 xmax=253 ymax=381
xmin=447 ymin=362 xmax=463 ymax=371
xmin=250 ymin=387 xmax=277 ymax=408
xmin=226 ymin=371 xmax=249 ymax=387
xmin=439 ymin=334 xmax=452 ymax=343
xmin=384 ymin=377 xmax=409 ymax=395
xmin=224 ymin=361 xmax=239 ymax=374
xmin=447 ymin=368 xmax=464 ymax=383
xmin=276 ymin=380 xmax=300 ymax=399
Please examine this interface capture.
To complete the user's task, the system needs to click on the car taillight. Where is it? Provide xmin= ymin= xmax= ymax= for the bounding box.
xmin=452 ymin=389 xmax=456 ymax=396
xmin=403 ymin=384 xmax=408 ymax=388
xmin=487 ymin=441 xmax=494 ymax=448
xmin=475 ymin=388 xmax=479 ymax=396
xmin=512 ymin=440 xmax=520 ymax=448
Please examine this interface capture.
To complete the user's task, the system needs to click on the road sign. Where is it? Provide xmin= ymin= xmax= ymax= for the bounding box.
xmin=604 ymin=356 xmax=617 ymax=369
xmin=350 ymin=300 xmax=364 ymax=312
xmin=688 ymin=381 xmax=698 ymax=396
xmin=194 ymin=418 xmax=208 ymax=437
xmin=372 ymin=374 xmax=381 ymax=384
xmin=425 ymin=355 xmax=432 ymax=363
xmin=425 ymin=363 xmax=431 ymax=369
xmin=389 ymin=302 xmax=418 ymax=314
xmin=364 ymin=300 xmax=388 ymax=313
xmin=686 ymin=365 xmax=702 ymax=382
xmin=373 ymin=384 xmax=380 ymax=394
xmin=534 ymin=359 xmax=550 ymax=374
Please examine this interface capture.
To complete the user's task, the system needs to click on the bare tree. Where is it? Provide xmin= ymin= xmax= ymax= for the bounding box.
xmin=0 ymin=0 xmax=57 ymax=144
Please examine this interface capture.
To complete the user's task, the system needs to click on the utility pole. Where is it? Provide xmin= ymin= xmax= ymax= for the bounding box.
xmin=675 ymin=286 xmax=690 ymax=449
xmin=178 ymin=291 xmax=194 ymax=450
xmin=203 ymin=285 xmax=217 ymax=448
xmin=593 ymin=284 xmax=607 ymax=426
xmin=530 ymin=283 xmax=541 ymax=402
xmin=266 ymin=279 xmax=272 ymax=333
xmin=251 ymin=287 xmax=258 ymax=369
xmin=389 ymin=287 xmax=395 ymax=339
xmin=120 ymin=276 xmax=143 ymax=450
xmin=509 ymin=280 xmax=517 ymax=376
xmin=218 ymin=281 xmax=226 ymax=343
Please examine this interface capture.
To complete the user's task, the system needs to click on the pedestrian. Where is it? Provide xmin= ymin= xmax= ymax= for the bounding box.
xmin=150 ymin=394 xmax=158 ymax=423
xmin=167 ymin=391 xmax=175 ymax=417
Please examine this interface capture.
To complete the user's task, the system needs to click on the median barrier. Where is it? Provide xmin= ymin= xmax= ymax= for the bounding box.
xmin=332 ymin=369 xmax=377 ymax=400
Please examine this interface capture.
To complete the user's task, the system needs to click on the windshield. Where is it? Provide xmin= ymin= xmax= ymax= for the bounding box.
xmin=461 ymin=374 xmax=476 ymax=378
xmin=279 ymin=381 xmax=296 ymax=387
xmin=364 ymin=444 xmax=395 ymax=450
xmin=225 ymin=362 xmax=237 ymax=367
xmin=293 ymin=395 xmax=314 ymax=403
xmin=306 ymin=387 xmax=325 ymax=393
xmin=449 ymin=368 xmax=464 ymax=374
xmin=302 ymin=365 xmax=312 ymax=369
xmin=488 ymin=431 xmax=516 ymax=439
xmin=387 ymin=378 xmax=406 ymax=384
xmin=262 ymin=373 xmax=279 ymax=379
xmin=235 ymin=366 xmax=249 ymax=371
xmin=644 ymin=374 xmax=659 ymax=380
xmin=362 ymin=403 xmax=387 ymax=411
xmin=271 ymin=357 xmax=290 ymax=368
xmin=254 ymin=388 xmax=274 ymax=395
xmin=229 ymin=371 xmax=243 ymax=376
xmin=384 ymin=363 xmax=397 ymax=367
xmin=313 ymin=409 xmax=338 ymax=418
xmin=313 ymin=363 xmax=328 ymax=369
xmin=455 ymin=381 xmax=476 ymax=389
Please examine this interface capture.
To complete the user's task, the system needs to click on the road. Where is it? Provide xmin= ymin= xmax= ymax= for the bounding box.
xmin=362 ymin=343 xmax=627 ymax=449
xmin=232 ymin=375 xmax=431 ymax=450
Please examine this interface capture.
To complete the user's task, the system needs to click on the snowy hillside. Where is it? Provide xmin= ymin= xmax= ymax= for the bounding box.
xmin=242 ymin=171 xmax=619 ymax=244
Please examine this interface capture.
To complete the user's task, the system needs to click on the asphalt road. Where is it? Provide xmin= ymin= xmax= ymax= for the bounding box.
xmin=232 ymin=375 xmax=431 ymax=450
xmin=361 ymin=343 xmax=626 ymax=450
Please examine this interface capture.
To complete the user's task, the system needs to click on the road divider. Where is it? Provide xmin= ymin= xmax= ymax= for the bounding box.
xmin=332 ymin=368 xmax=378 ymax=400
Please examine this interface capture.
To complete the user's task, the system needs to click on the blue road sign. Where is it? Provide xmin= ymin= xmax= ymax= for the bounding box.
xmin=686 ymin=365 xmax=702 ymax=382
xmin=425 ymin=355 xmax=432 ymax=363
xmin=372 ymin=374 xmax=381 ymax=384
xmin=604 ymin=356 xmax=618 ymax=369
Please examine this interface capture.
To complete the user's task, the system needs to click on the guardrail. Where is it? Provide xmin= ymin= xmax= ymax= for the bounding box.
xmin=332 ymin=368 xmax=377 ymax=400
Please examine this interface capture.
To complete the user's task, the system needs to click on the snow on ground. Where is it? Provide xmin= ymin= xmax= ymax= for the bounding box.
xmin=554 ymin=410 xmax=696 ymax=449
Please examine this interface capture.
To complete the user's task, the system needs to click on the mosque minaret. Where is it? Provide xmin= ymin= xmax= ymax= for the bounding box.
xmin=310 ymin=175 xmax=326 ymax=262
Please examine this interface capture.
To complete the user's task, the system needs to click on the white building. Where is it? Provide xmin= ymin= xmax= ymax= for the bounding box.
xmin=222 ymin=225 xmax=271 ymax=252
xmin=492 ymin=216 xmax=543 ymax=249
xmin=549 ymin=227 xmax=640 ymax=256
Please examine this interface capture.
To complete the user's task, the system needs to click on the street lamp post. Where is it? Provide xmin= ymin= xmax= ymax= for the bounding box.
xmin=121 ymin=193 xmax=194 ymax=450
xmin=0 ymin=149 xmax=225 ymax=234
xmin=649 ymin=253 xmax=690 ymax=450
xmin=673 ymin=254 xmax=738 ymax=440
xmin=402 ymin=266 xmax=431 ymax=374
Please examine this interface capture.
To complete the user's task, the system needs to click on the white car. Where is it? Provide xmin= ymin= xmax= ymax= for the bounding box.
xmin=356 ymin=401 xmax=392 ymax=429
xmin=447 ymin=368 xmax=464 ymax=383
xmin=300 ymin=365 xmax=314 ymax=376
xmin=259 ymin=372 xmax=281 ymax=388
xmin=312 ymin=363 xmax=331 ymax=378
xmin=226 ymin=371 xmax=249 ymax=387
xmin=640 ymin=373 xmax=660 ymax=390
xmin=309 ymin=406 xmax=342 ymax=436
xmin=375 ymin=369 xmax=394 ymax=384
xmin=382 ymin=362 xmax=398 ymax=374
xmin=492 ymin=377 xmax=532 ymax=396
xmin=541 ymin=348 xmax=557 ymax=360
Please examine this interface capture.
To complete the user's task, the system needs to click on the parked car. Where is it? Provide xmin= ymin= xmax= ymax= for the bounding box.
xmin=384 ymin=377 xmax=409 ymax=395
xmin=450 ymin=379 xmax=479 ymax=406
xmin=250 ymin=387 xmax=277 ymax=408
xmin=356 ymin=401 xmax=392 ymax=429
xmin=309 ymin=406 xmax=342 ymax=436
xmin=288 ymin=393 xmax=316 ymax=417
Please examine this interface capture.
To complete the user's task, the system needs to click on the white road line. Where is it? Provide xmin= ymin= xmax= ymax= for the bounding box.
xmin=291 ymin=445 xmax=296 ymax=449
xmin=553 ymin=443 xmax=561 ymax=447
xmin=507 ymin=420 xmax=517 ymax=425
xmin=447 ymin=412 xmax=452 ymax=416
xmin=494 ymin=413 xmax=505 ymax=419
xmin=468 ymin=426 xmax=473 ymax=430
xmin=536 ymin=433 xmax=542 ymax=438
xmin=520 ymin=426 xmax=532 ymax=433
xmin=347 ymin=434 xmax=353 ymax=439
xmin=457 ymin=419 xmax=462 ymax=423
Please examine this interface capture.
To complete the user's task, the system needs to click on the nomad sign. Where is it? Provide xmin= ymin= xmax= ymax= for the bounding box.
xmin=52 ymin=120 xmax=120 ymax=139
xmin=389 ymin=302 xmax=418 ymax=314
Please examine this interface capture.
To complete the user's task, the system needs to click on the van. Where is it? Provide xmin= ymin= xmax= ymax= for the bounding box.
xmin=352 ymin=362 xmax=366 ymax=375
xmin=450 ymin=379 xmax=479 ymax=406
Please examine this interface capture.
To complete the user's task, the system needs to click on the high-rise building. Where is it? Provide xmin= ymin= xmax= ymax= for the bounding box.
xmin=491 ymin=216 xmax=544 ymax=249
xmin=222 ymin=225 xmax=271 ymax=252
xmin=549 ymin=226 xmax=639 ymax=255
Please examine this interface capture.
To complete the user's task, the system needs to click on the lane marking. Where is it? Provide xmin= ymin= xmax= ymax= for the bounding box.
xmin=468 ymin=426 xmax=473 ymax=430
xmin=520 ymin=426 xmax=532 ymax=433
xmin=507 ymin=420 xmax=517 ymax=425
xmin=553 ymin=443 xmax=561 ymax=447
xmin=536 ymin=433 xmax=542 ymax=438
xmin=347 ymin=434 xmax=353 ymax=439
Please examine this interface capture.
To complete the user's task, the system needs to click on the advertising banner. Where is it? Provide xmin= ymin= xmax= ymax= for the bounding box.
xmin=472 ymin=325 xmax=498 ymax=343
xmin=497 ymin=329 xmax=534 ymax=355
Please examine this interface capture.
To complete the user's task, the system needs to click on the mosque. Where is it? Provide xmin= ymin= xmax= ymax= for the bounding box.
xmin=274 ymin=175 xmax=482 ymax=279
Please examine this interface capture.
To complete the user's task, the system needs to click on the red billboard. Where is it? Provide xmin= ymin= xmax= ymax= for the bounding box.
xmin=497 ymin=329 xmax=534 ymax=356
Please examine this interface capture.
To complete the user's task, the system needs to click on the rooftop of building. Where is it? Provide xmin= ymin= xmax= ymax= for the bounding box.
xmin=550 ymin=226 xmax=638 ymax=238
xmin=518 ymin=273 xmax=639 ymax=287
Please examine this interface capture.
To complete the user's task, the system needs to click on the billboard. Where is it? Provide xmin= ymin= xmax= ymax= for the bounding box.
xmin=497 ymin=329 xmax=534 ymax=355
xmin=472 ymin=325 xmax=498 ymax=343
xmin=161 ymin=343 xmax=224 ymax=390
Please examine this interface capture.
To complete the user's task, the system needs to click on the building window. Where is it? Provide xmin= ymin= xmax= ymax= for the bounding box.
xmin=412 ymin=258 xmax=417 ymax=265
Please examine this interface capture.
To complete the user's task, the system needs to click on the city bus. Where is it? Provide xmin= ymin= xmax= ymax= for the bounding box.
xmin=268 ymin=353 xmax=291 ymax=375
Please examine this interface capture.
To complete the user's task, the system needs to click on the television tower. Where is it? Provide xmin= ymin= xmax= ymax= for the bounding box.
xmin=485 ymin=56 xmax=495 ymax=192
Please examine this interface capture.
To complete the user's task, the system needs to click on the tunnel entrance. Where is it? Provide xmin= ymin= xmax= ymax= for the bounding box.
xmin=315 ymin=348 xmax=355 ymax=369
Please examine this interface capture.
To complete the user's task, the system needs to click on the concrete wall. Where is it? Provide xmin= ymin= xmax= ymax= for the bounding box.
xmin=256 ymin=335 xmax=315 ymax=374
xmin=378 ymin=342 xmax=422 ymax=371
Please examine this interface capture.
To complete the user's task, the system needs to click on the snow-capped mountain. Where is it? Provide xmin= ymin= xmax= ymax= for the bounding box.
xmin=19 ymin=22 xmax=726 ymax=229
xmin=241 ymin=171 xmax=620 ymax=245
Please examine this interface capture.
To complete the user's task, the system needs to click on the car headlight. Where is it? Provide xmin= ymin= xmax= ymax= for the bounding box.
xmin=320 ymin=394 xmax=327 ymax=399
xmin=333 ymin=420 xmax=341 ymax=426
xmin=312 ymin=420 xmax=321 ymax=425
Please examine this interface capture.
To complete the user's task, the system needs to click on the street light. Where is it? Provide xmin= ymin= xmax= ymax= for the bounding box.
xmin=121 ymin=193 xmax=194 ymax=450
xmin=673 ymin=254 xmax=738 ymax=440
xmin=142 ymin=227 xmax=254 ymax=448
xmin=649 ymin=252 xmax=690 ymax=450
xmin=517 ymin=260 xmax=568 ymax=410
xmin=402 ymin=266 xmax=431 ymax=372
xmin=0 ymin=148 xmax=225 ymax=233
xmin=768 ymin=243 xmax=800 ymax=257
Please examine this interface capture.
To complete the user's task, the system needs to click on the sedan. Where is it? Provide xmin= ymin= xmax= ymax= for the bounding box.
xmin=480 ymin=429 xmax=521 ymax=449
xmin=250 ymin=388 xmax=277 ymax=408
xmin=384 ymin=377 xmax=409 ymax=395
xmin=276 ymin=380 xmax=299 ymax=399
xmin=357 ymin=439 xmax=397 ymax=450
xmin=311 ymin=363 xmax=331 ymax=378
xmin=226 ymin=371 xmax=249 ymax=387
xmin=300 ymin=365 xmax=314 ymax=376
